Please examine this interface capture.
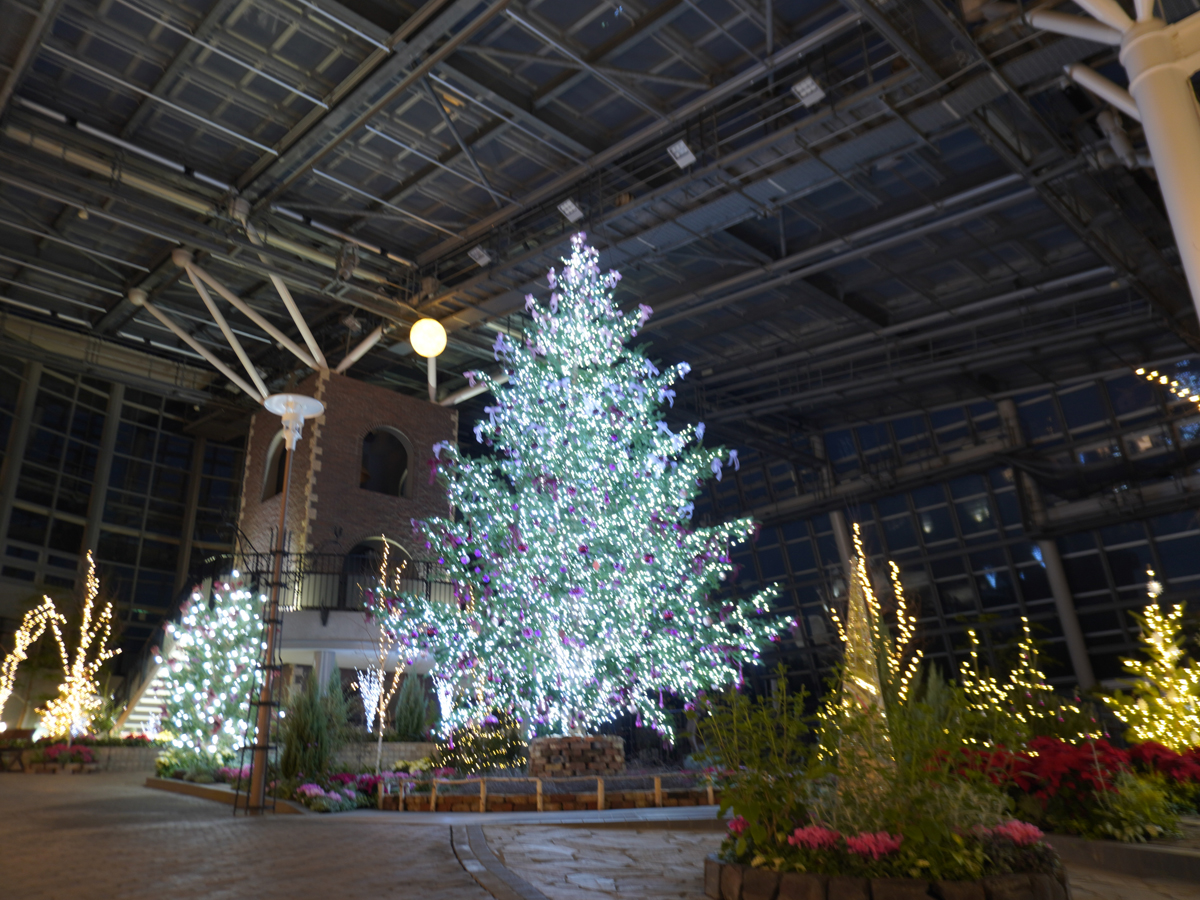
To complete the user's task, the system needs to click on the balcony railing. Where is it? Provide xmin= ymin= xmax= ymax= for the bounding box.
xmin=232 ymin=551 xmax=455 ymax=612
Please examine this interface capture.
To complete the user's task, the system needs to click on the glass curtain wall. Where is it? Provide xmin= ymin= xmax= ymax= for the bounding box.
xmin=0 ymin=363 xmax=243 ymax=656
xmin=699 ymin=367 xmax=1200 ymax=688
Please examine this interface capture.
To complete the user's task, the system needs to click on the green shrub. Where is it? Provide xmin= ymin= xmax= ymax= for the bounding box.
xmin=692 ymin=671 xmax=810 ymax=853
xmin=279 ymin=673 xmax=349 ymax=780
xmin=392 ymin=673 xmax=434 ymax=742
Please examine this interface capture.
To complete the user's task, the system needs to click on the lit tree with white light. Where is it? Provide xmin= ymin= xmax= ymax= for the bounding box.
xmin=386 ymin=233 xmax=786 ymax=739
xmin=1104 ymin=570 xmax=1200 ymax=751
xmin=36 ymin=553 xmax=120 ymax=740
xmin=160 ymin=579 xmax=262 ymax=760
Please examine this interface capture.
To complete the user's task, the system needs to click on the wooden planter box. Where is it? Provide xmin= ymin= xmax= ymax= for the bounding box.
xmin=704 ymin=855 xmax=1070 ymax=900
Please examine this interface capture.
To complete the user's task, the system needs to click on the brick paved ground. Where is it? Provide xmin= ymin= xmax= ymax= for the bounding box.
xmin=0 ymin=773 xmax=489 ymax=900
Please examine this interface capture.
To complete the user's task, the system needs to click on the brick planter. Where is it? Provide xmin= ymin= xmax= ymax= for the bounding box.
xmin=527 ymin=736 xmax=625 ymax=777
xmin=704 ymin=856 xmax=1070 ymax=900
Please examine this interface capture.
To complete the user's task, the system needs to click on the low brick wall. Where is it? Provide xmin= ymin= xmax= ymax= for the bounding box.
xmin=334 ymin=741 xmax=436 ymax=770
xmin=7 ymin=745 xmax=160 ymax=772
xmin=93 ymin=746 xmax=161 ymax=772
xmin=528 ymin=736 xmax=624 ymax=776
xmin=387 ymin=787 xmax=715 ymax=813
xmin=704 ymin=856 xmax=1070 ymax=900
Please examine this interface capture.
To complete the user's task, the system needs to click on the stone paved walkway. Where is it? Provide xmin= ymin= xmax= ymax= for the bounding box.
xmin=3 ymin=773 xmax=1199 ymax=900
xmin=481 ymin=826 xmax=1200 ymax=900
xmin=0 ymin=773 xmax=489 ymax=899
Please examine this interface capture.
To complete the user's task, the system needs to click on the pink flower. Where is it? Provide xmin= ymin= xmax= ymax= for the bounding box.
xmin=845 ymin=832 xmax=903 ymax=860
xmin=295 ymin=783 xmax=325 ymax=798
xmin=991 ymin=820 xmax=1044 ymax=847
xmin=728 ymin=815 xmax=749 ymax=836
xmin=788 ymin=825 xmax=841 ymax=850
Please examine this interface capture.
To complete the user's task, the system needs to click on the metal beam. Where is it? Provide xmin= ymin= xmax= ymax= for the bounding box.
xmin=0 ymin=0 xmax=67 ymax=115
xmin=246 ymin=0 xmax=512 ymax=211
xmin=414 ymin=11 xmax=863 ymax=265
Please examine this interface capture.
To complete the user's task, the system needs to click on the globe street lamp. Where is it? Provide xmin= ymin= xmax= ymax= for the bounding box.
xmin=410 ymin=318 xmax=446 ymax=402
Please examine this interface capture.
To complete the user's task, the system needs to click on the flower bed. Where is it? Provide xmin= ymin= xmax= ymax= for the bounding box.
xmin=703 ymin=854 xmax=1070 ymax=900
xmin=954 ymin=737 xmax=1197 ymax=841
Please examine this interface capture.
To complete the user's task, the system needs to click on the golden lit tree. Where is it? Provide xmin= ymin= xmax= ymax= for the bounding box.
xmin=817 ymin=524 xmax=921 ymax=762
xmin=958 ymin=617 xmax=1100 ymax=746
xmin=36 ymin=553 xmax=120 ymax=740
xmin=0 ymin=598 xmax=65 ymax=731
xmin=1103 ymin=569 xmax=1200 ymax=751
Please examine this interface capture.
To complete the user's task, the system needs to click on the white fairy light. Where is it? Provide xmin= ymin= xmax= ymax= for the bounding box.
xmin=384 ymin=233 xmax=788 ymax=739
xmin=158 ymin=574 xmax=261 ymax=759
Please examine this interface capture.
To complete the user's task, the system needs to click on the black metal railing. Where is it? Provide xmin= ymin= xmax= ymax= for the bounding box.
xmin=232 ymin=551 xmax=454 ymax=612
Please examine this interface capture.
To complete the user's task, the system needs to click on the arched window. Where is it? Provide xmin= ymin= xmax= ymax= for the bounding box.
xmin=360 ymin=429 xmax=409 ymax=497
xmin=262 ymin=431 xmax=287 ymax=501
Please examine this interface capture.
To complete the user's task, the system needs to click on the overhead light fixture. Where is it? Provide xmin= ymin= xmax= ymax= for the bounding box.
xmin=667 ymin=139 xmax=695 ymax=168
xmin=557 ymin=199 xmax=584 ymax=223
xmin=468 ymin=246 xmax=492 ymax=267
xmin=409 ymin=318 xmax=447 ymax=358
xmin=792 ymin=75 xmax=825 ymax=107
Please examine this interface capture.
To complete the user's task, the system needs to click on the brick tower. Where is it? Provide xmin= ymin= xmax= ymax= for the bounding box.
xmin=237 ymin=371 xmax=458 ymax=560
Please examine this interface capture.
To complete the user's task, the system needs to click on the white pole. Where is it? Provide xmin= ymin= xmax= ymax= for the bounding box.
xmin=427 ymin=356 xmax=437 ymax=403
xmin=188 ymin=263 xmax=321 ymax=370
xmin=335 ymin=325 xmax=384 ymax=374
xmin=1122 ymin=17 xmax=1200 ymax=319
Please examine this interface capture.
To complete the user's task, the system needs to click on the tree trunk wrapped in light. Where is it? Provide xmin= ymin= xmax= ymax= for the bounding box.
xmin=385 ymin=234 xmax=787 ymax=738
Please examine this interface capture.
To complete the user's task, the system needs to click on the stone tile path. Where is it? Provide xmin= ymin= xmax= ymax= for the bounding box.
xmin=481 ymin=826 xmax=1200 ymax=900
xmin=3 ymin=772 xmax=1198 ymax=900
xmin=0 ymin=772 xmax=489 ymax=899
xmin=484 ymin=825 xmax=718 ymax=900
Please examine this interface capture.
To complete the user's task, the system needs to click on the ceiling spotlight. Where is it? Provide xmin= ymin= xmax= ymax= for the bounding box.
xmin=468 ymin=246 xmax=492 ymax=267
xmin=792 ymin=75 xmax=826 ymax=107
xmin=667 ymin=139 xmax=696 ymax=169
xmin=557 ymin=198 xmax=584 ymax=223
xmin=341 ymin=313 xmax=363 ymax=333
xmin=76 ymin=208 xmax=88 ymax=220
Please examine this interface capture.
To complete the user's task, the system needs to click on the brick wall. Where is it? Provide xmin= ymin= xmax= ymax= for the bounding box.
xmin=239 ymin=373 xmax=457 ymax=559
xmin=527 ymin=736 xmax=626 ymax=777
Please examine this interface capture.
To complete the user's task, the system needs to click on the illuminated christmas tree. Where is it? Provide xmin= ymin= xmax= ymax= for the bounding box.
xmin=36 ymin=554 xmax=120 ymax=740
xmin=387 ymin=233 xmax=785 ymax=738
xmin=1104 ymin=570 xmax=1200 ymax=751
xmin=160 ymin=578 xmax=262 ymax=760
xmin=817 ymin=525 xmax=921 ymax=762
xmin=959 ymin=616 xmax=1100 ymax=745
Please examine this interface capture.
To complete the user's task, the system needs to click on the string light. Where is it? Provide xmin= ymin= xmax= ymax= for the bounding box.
xmin=383 ymin=233 xmax=788 ymax=739
xmin=816 ymin=524 xmax=920 ymax=763
xmin=958 ymin=616 xmax=1099 ymax=746
xmin=1102 ymin=569 xmax=1200 ymax=751
xmin=1135 ymin=365 xmax=1200 ymax=404
xmin=0 ymin=598 xmax=65 ymax=728
xmin=36 ymin=553 xmax=120 ymax=740
xmin=159 ymin=577 xmax=262 ymax=758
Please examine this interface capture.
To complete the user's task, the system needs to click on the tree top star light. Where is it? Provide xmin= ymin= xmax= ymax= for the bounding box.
xmin=386 ymin=233 xmax=787 ymax=738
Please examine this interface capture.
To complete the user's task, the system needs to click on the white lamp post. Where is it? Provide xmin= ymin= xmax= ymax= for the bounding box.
xmin=410 ymin=318 xmax=447 ymax=402
xmin=245 ymin=392 xmax=324 ymax=815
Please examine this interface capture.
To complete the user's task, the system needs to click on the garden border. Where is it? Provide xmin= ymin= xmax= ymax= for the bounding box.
xmin=703 ymin=855 xmax=1071 ymax=900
